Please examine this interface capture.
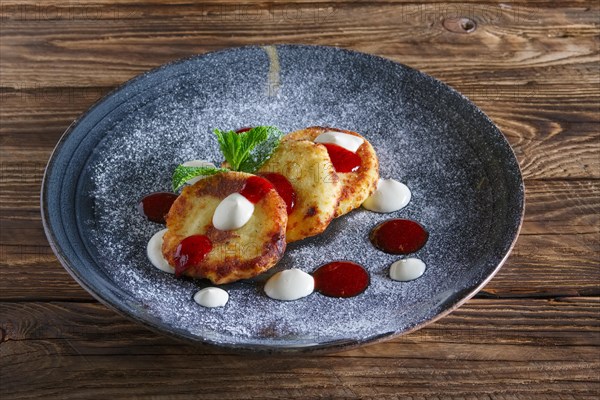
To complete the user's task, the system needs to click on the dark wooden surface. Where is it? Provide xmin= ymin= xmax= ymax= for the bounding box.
xmin=1 ymin=1 xmax=599 ymax=398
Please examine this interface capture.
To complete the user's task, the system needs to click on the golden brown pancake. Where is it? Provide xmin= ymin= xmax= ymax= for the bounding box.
xmin=284 ymin=126 xmax=379 ymax=217
xmin=258 ymin=140 xmax=342 ymax=242
xmin=162 ymin=171 xmax=287 ymax=284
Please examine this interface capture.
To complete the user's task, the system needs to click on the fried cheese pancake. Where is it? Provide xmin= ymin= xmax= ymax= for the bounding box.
xmin=162 ymin=171 xmax=287 ymax=284
xmin=258 ymin=140 xmax=342 ymax=242
xmin=284 ymin=127 xmax=379 ymax=217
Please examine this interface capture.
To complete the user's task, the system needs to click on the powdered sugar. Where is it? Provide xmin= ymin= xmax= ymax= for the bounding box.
xmin=80 ymin=46 xmax=520 ymax=347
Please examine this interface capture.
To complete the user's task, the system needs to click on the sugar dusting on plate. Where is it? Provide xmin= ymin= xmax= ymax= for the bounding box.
xmin=85 ymin=46 xmax=497 ymax=346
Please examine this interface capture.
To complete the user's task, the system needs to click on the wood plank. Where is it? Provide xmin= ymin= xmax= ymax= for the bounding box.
xmin=1 ymin=298 xmax=598 ymax=399
xmin=481 ymin=233 xmax=599 ymax=298
xmin=0 ymin=3 xmax=598 ymax=86
xmin=1 ymin=298 xmax=596 ymax=346
xmin=1 ymin=89 xmax=599 ymax=179
xmin=0 ymin=229 xmax=596 ymax=301
xmin=521 ymin=180 xmax=599 ymax=236
xmin=0 ymin=179 xmax=597 ymax=300
xmin=1 ymin=2 xmax=598 ymax=179
xmin=6 ymin=174 xmax=596 ymax=235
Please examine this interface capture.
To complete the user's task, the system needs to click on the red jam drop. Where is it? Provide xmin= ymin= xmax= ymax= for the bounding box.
xmin=322 ymin=143 xmax=362 ymax=173
xmin=370 ymin=219 xmax=429 ymax=254
xmin=235 ymin=127 xmax=252 ymax=133
xmin=260 ymin=172 xmax=297 ymax=214
xmin=138 ymin=192 xmax=178 ymax=224
xmin=313 ymin=261 xmax=369 ymax=298
xmin=174 ymin=235 xmax=212 ymax=276
xmin=239 ymin=175 xmax=274 ymax=204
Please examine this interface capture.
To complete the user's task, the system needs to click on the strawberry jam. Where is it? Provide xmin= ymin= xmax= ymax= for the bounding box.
xmin=173 ymin=235 xmax=212 ymax=276
xmin=260 ymin=172 xmax=297 ymax=214
xmin=313 ymin=261 xmax=369 ymax=298
xmin=138 ymin=192 xmax=178 ymax=224
xmin=322 ymin=143 xmax=362 ymax=173
xmin=370 ymin=219 xmax=428 ymax=254
xmin=239 ymin=175 xmax=274 ymax=204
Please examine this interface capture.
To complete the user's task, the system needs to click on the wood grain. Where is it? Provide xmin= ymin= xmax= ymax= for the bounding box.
xmin=1 ymin=2 xmax=598 ymax=86
xmin=1 ymin=298 xmax=599 ymax=399
xmin=2 ymin=86 xmax=599 ymax=179
xmin=0 ymin=179 xmax=598 ymax=301
xmin=0 ymin=0 xmax=598 ymax=398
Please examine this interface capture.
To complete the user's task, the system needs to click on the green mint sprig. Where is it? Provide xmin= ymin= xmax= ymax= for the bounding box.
xmin=214 ymin=126 xmax=283 ymax=172
xmin=171 ymin=165 xmax=228 ymax=191
xmin=171 ymin=126 xmax=283 ymax=191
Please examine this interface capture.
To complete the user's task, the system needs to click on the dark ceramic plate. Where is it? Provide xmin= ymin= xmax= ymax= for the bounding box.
xmin=42 ymin=45 xmax=524 ymax=353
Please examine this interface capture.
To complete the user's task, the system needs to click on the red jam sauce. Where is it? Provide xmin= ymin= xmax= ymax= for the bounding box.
xmin=313 ymin=261 xmax=369 ymax=298
xmin=235 ymin=127 xmax=252 ymax=133
xmin=369 ymin=219 xmax=429 ymax=254
xmin=173 ymin=235 xmax=212 ymax=276
xmin=239 ymin=175 xmax=274 ymax=204
xmin=322 ymin=143 xmax=362 ymax=173
xmin=260 ymin=172 xmax=297 ymax=214
xmin=138 ymin=192 xmax=178 ymax=224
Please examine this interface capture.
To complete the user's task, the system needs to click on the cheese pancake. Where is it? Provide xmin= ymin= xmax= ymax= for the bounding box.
xmin=258 ymin=140 xmax=342 ymax=242
xmin=284 ymin=127 xmax=379 ymax=216
xmin=162 ymin=171 xmax=287 ymax=284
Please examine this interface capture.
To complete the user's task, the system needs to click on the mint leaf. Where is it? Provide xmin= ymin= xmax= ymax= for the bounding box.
xmin=238 ymin=126 xmax=284 ymax=173
xmin=213 ymin=126 xmax=283 ymax=173
xmin=213 ymin=129 xmax=242 ymax=170
xmin=172 ymin=165 xmax=228 ymax=191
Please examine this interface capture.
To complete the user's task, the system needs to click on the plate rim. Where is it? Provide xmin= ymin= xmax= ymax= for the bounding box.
xmin=41 ymin=44 xmax=525 ymax=353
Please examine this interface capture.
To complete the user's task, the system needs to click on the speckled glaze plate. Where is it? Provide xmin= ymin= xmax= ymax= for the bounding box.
xmin=42 ymin=45 xmax=524 ymax=353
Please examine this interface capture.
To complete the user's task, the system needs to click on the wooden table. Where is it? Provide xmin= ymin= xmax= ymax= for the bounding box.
xmin=1 ymin=1 xmax=598 ymax=398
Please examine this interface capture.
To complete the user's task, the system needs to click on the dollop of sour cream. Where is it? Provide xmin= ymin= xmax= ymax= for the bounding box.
xmin=362 ymin=178 xmax=412 ymax=213
xmin=146 ymin=229 xmax=174 ymax=274
xmin=264 ymin=269 xmax=315 ymax=301
xmin=193 ymin=287 xmax=229 ymax=308
xmin=212 ymin=193 xmax=255 ymax=230
xmin=314 ymin=131 xmax=364 ymax=153
xmin=390 ymin=258 xmax=426 ymax=281
xmin=182 ymin=160 xmax=216 ymax=185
